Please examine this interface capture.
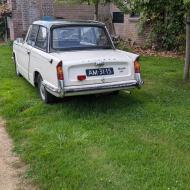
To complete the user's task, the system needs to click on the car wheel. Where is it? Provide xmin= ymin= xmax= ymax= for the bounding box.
xmin=37 ymin=75 xmax=56 ymax=104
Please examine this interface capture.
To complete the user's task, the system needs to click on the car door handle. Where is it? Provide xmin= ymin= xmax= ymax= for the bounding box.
xmin=27 ymin=50 xmax=31 ymax=55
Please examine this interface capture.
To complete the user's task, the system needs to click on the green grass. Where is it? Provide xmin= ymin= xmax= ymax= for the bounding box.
xmin=0 ymin=45 xmax=190 ymax=190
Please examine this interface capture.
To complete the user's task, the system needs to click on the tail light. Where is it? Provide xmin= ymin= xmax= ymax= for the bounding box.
xmin=77 ymin=75 xmax=86 ymax=81
xmin=56 ymin=61 xmax=64 ymax=80
xmin=134 ymin=60 xmax=141 ymax=73
xmin=134 ymin=57 xmax=144 ymax=87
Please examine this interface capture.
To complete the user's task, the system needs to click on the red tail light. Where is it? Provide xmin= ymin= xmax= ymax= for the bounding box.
xmin=134 ymin=60 xmax=141 ymax=73
xmin=77 ymin=75 xmax=86 ymax=81
xmin=56 ymin=61 xmax=64 ymax=80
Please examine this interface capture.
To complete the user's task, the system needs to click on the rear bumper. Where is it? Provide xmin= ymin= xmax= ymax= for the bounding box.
xmin=43 ymin=79 xmax=143 ymax=97
xmin=64 ymin=80 xmax=140 ymax=96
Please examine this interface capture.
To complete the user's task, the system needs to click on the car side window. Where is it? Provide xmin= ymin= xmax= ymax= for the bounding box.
xmin=26 ymin=25 xmax=39 ymax=46
xmin=35 ymin=26 xmax=48 ymax=51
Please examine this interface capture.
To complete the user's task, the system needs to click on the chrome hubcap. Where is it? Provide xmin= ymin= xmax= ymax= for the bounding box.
xmin=16 ymin=65 xmax=19 ymax=75
xmin=15 ymin=60 xmax=19 ymax=75
xmin=40 ymin=82 xmax=45 ymax=101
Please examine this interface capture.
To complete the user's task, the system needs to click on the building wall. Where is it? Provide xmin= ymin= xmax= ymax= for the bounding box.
xmin=7 ymin=0 xmax=148 ymax=46
xmin=54 ymin=4 xmax=94 ymax=20
xmin=8 ymin=1 xmax=112 ymax=40
xmin=8 ymin=0 xmax=52 ymax=39
xmin=110 ymin=4 xmax=149 ymax=46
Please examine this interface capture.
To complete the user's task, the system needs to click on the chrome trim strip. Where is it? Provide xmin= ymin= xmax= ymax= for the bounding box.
xmin=42 ymin=81 xmax=60 ymax=93
xmin=64 ymin=81 xmax=138 ymax=93
xmin=42 ymin=79 xmax=144 ymax=97
xmin=135 ymin=73 xmax=144 ymax=87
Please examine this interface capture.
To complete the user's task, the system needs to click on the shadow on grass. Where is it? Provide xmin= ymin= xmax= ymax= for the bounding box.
xmin=51 ymin=91 xmax=144 ymax=117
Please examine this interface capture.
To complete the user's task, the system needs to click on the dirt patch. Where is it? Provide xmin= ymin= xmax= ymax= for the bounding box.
xmin=0 ymin=119 xmax=36 ymax=190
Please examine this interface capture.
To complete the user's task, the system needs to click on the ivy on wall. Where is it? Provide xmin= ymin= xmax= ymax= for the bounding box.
xmin=120 ymin=0 xmax=189 ymax=51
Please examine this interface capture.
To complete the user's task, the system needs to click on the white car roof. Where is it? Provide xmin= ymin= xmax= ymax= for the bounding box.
xmin=33 ymin=20 xmax=105 ymax=29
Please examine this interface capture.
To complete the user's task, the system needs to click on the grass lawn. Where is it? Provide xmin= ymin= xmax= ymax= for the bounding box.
xmin=0 ymin=45 xmax=190 ymax=190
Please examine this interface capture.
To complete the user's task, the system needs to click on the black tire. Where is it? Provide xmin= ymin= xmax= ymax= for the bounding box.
xmin=37 ymin=75 xmax=56 ymax=104
xmin=110 ymin=90 xmax=120 ymax=95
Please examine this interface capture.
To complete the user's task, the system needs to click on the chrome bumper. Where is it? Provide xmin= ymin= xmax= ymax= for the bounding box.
xmin=64 ymin=80 xmax=143 ymax=96
xmin=43 ymin=79 xmax=144 ymax=98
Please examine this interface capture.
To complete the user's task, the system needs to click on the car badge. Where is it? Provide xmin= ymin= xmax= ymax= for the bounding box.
xmin=95 ymin=61 xmax=105 ymax=67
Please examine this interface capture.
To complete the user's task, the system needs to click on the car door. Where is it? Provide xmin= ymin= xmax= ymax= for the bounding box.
xmin=28 ymin=26 xmax=58 ymax=87
xmin=19 ymin=25 xmax=39 ymax=80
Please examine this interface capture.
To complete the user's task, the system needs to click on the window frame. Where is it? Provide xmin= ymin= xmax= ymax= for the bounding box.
xmin=50 ymin=24 xmax=115 ymax=52
xmin=24 ymin=25 xmax=32 ymax=43
xmin=25 ymin=24 xmax=49 ymax=53
xmin=112 ymin=12 xmax=124 ymax=23
xmin=35 ymin=26 xmax=48 ymax=52
xmin=26 ymin=24 xmax=40 ymax=47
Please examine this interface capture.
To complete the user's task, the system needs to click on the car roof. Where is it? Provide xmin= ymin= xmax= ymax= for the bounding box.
xmin=33 ymin=20 xmax=105 ymax=28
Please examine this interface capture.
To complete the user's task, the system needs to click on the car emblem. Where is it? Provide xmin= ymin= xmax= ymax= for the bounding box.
xmin=95 ymin=61 xmax=105 ymax=67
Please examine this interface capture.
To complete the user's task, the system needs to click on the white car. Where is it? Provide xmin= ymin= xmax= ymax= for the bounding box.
xmin=13 ymin=20 xmax=143 ymax=103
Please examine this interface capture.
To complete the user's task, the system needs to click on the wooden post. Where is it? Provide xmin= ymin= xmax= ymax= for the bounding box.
xmin=184 ymin=10 xmax=190 ymax=81
xmin=94 ymin=0 xmax=99 ymax=20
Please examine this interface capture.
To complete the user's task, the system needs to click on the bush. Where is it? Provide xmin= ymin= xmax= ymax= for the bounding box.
xmin=124 ymin=0 xmax=187 ymax=51
xmin=115 ymin=39 xmax=131 ymax=52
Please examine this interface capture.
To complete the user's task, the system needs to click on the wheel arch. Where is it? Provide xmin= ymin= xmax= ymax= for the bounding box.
xmin=33 ymin=70 xmax=41 ymax=87
xmin=12 ymin=52 xmax=16 ymax=63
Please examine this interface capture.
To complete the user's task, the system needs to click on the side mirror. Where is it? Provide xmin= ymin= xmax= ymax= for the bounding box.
xmin=16 ymin=38 xmax=24 ymax=43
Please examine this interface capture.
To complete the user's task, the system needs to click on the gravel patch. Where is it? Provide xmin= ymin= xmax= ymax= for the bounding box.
xmin=0 ymin=119 xmax=36 ymax=190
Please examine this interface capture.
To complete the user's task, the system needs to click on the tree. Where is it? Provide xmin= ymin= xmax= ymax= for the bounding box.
xmin=125 ymin=0 xmax=190 ymax=81
xmin=184 ymin=0 xmax=190 ymax=81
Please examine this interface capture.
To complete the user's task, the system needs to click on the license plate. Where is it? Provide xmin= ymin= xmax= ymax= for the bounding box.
xmin=86 ymin=68 xmax=114 ymax=77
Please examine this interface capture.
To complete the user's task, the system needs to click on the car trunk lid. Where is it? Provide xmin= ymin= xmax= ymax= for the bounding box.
xmin=51 ymin=50 xmax=135 ymax=86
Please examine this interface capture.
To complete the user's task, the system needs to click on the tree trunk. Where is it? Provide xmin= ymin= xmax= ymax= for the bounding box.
xmin=4 ymin=16 xmax=7 ymax=42
xmin=184 ymin=10 xmax=190 ymax=81
xmin=94 ymin=0 xmax=99 ymax=21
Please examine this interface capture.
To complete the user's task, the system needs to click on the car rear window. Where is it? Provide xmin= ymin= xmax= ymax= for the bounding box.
xmin=51 ymin=25 xmax=113 ymax=51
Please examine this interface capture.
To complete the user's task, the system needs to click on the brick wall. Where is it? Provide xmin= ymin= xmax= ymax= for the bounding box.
xmin=8 ymin=0 xmax=111 ymax=39
xmin=53 ymin=4 xmax=112 ymax=34
xmin=54 ymin=4 xmax=94 ymax=20
xmin=110 ymin=4 xmax=150 ymax=46
xmin=9 ymin=0 xmax=41 ymax=39
xmin=7 ymin=0 xmax=149 ymax=46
